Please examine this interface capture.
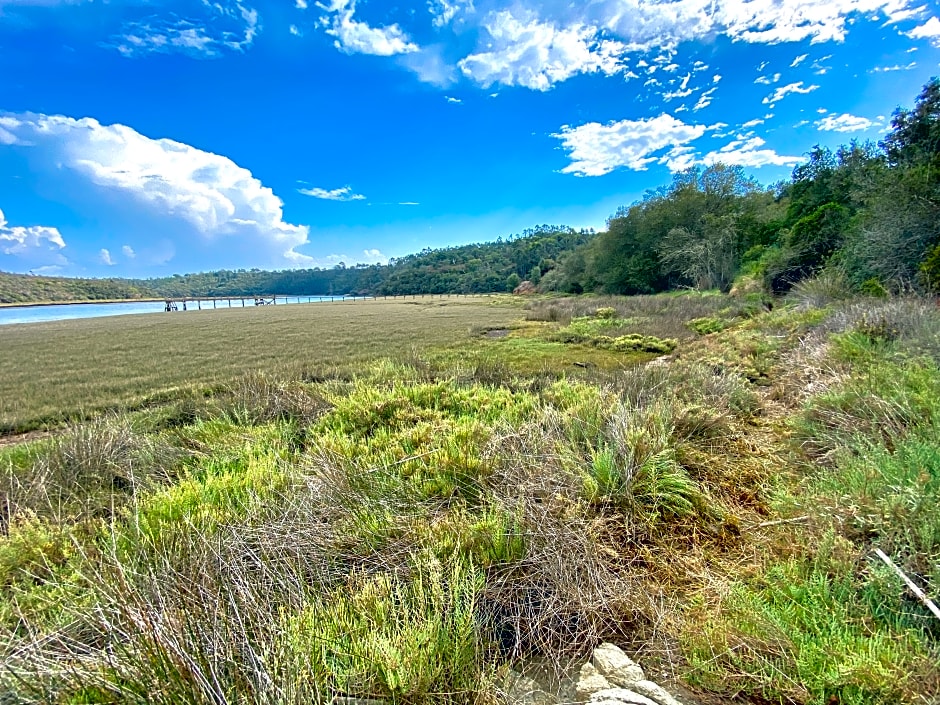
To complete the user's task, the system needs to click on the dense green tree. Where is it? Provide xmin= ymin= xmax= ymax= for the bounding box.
xmin=841 ymin=79 xmax=940 ymax=289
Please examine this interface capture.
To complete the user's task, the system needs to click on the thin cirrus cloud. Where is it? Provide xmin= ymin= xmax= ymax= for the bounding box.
xmin=816 ymin=113 xmax=877 ymax=132
xmin=106 ymin=2 xmax=259 ymax=58
xmin=0 ymin=113 xmax=315 ymax=269
xmin=298 ymin=186 xmax=366 ymax=201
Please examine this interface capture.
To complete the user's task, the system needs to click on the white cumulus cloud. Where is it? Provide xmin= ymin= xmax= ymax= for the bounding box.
xmin=552 ymin=113 xmax=707 ymax=176
xmin=0 ymin=207 xmax=67 ymax=267
xmin=316 ymin=248 xmax=388 ymax=267
xmin=906 ymin=16 xmax=940 ymax=45
xmin=122 ymin=245 xmax=136 ymax=258
xmin=298 ymin=185 xmax=366 ymax=201
xmin=458 ymin=10 xmax=626 ymax=90
xmin=322 ymin=0 xmax=418 ymax=55
xmin=99 ymin=248 xmax=116 ymax=265
xmin=0 ymin=208 xmax=66 ymax=254
xmin=816 ymin=113 xmax=877 ymax=132
xmin=1 ymin=113 xmax=314 ymax=268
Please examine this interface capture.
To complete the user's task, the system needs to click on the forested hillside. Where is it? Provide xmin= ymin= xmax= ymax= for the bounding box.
xmin=0 ymin=271 xmax=154 ymax=304
xmin=546 ymin=78 xmax=940 ymax=297
xmin=0 ymin=225 xmax=592 ymax=303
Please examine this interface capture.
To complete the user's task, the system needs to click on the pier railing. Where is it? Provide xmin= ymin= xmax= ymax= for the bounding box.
xmin=161 ymin=293 xmax=495 ymax=311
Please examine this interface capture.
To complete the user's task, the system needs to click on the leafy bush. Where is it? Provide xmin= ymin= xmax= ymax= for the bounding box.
xmin=686 ymin=316 xmax=728 ymax=335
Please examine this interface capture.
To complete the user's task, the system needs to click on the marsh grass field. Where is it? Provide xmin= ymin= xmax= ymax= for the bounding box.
xmin=1 ymin=288 xmax=939 ymax=705
xmin=0 ymin=293 xmax=739 ymax=435
xmin=0 ymin=296 xmax=524 ymax=434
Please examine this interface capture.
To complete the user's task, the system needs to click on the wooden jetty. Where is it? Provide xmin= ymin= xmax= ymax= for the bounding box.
xmin=161 ymin=293 xmax=491 ymax=312
xmin=163 ymin=295 xmax=318 ymax=311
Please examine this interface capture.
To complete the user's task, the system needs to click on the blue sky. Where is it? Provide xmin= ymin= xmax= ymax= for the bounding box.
xmin=1 ymin=0 xmax=939 ymax=276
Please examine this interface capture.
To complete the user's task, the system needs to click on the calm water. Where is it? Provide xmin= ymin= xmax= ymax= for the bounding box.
xmin=0 ymin=296 xmax=347 ymax=326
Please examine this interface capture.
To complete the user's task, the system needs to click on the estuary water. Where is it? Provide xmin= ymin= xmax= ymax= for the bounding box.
xmin=0 ymin=296 xmax=346 ymax=326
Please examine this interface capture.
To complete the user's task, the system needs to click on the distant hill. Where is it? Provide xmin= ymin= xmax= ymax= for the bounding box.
xmin=0 ymin=272 xmax=156 ymax=304
xmin=0 ymin=225 xmax=595 ymax=304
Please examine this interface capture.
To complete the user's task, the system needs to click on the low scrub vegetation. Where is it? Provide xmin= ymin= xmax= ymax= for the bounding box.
xmin=1 ymin=291 xmax=939 ymax=704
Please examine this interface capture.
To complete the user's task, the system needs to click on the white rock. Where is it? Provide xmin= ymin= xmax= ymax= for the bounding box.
xmin=576 ymin=662 xmax=612 ymax=701
xmin=587 ymin=688 xmax=659 ymax=705
xmin=631 ymin=680 xmax=683 ymax=705
xmin=592 ymin=643 xmax=645 ymax=688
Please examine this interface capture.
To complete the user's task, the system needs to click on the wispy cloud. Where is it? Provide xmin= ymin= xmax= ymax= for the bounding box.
xmin=298 ymin=185 xmax=366 ymax=201
xmin=107 ymin=2 xmax=259 ymax=58
xmin=697 ymin=136 xmax=802 ymax=169
xmin=693 ymin=87 xmax=718 ymax=112
xmin=871 ymin=61 xmax=917 ymax=71
xmin=763 ymin=81 xmax=819 ymax=106
xmin=428 ymin=0 xmax=472 ymax=28
xmin=99 ymin=248 xmax=116 ymax=265
xmin=755 ymin=72 xmax=781 ymax=85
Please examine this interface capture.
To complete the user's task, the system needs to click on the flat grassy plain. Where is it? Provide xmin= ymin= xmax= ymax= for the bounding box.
xmin=0 ymin=296 xmax=524 ymax=433
xmin=2 ymin=289 xmax=939 ymax=705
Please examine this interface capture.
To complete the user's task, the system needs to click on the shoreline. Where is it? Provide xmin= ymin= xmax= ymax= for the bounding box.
xmin=0 ymin=298 xmax=165 ymax=310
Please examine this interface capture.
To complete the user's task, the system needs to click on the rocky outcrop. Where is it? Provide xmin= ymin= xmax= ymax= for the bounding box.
xmin=503 ymin=642 xmax=685 ymax=705
xmin=513 ymin=280 xmax=538 ymax=295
